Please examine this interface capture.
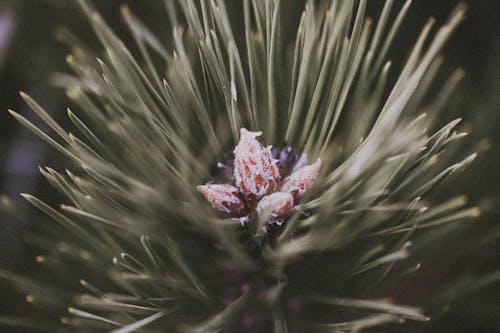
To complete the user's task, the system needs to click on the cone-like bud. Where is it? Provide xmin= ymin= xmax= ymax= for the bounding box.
xmin=256 ymin=192 xmax=294 ymax=221
xmin=234 ymin=128 xmax=280 ymax=199
xmin=197 ymin=184 xmax=246 ymax=214
xmin=280 ymin=159 xmax=321 ymax=198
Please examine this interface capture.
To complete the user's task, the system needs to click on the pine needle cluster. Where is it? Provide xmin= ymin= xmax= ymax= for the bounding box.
xmin=1 ymin=1 xmax=495 ymax=332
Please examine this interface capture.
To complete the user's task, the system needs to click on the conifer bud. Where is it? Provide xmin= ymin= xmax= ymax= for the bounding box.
xmin=233 ymin=128 xmax=280 ymax=199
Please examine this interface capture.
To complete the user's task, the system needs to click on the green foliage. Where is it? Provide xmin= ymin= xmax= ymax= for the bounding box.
xmin=2 ymin=1 xmax=496 ymax=332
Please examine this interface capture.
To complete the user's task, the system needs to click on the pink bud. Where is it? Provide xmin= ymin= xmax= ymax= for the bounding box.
xmin=234 ymin=128 xmax=280 ymax=199
xmin=280 ymin=159 xmax=321 ymax=198
xmin=256 ymin=192 xmax=294 ymax=220
xmin=197 ymin=184 xmax=246 ymax=214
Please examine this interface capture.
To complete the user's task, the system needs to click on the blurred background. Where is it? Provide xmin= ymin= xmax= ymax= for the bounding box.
xmin=0 ymin=0 xmax=498 ymax=332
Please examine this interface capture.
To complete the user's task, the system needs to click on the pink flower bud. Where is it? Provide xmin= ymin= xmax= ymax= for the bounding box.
xmin=256 ymin=192 xmax=294 ymax=220
xmin=234 ymin=128 xmax=280 ymax=199
xmin=197 ymin=184 xmax=246 ymax=214
xmin=280 ymin=159 xmax=321 ymax=198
